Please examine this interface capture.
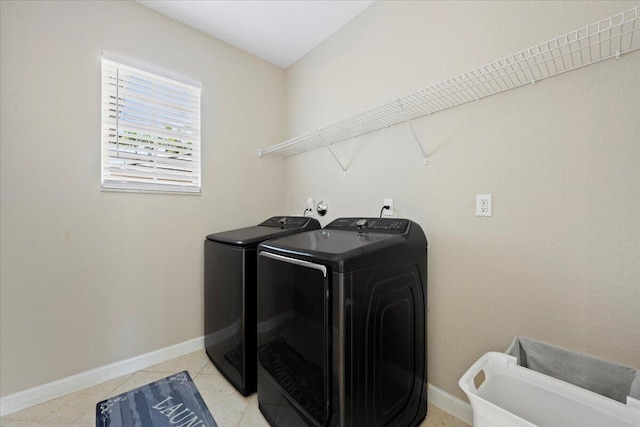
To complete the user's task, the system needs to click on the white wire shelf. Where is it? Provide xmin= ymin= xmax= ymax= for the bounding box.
xmin=258 ymin=6 xmax=640 ymax=162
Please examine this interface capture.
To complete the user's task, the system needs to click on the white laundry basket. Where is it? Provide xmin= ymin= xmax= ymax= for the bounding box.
xmin=459 ymin=352 xmax=640 ymax=427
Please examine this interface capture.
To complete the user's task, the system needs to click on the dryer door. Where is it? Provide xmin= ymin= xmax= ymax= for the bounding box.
xmin=257 ymin=251 xmax=330 ymax=426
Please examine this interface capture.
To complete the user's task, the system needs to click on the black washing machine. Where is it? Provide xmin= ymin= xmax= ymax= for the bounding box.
xmin=204 ymin=216 xmax=320 ymax=396
xmin=257 ymin=217 xmax=427 ymax=427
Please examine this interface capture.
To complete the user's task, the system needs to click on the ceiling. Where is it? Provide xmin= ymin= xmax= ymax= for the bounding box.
xmin=136 ymin=0 xmax=375 ymax=69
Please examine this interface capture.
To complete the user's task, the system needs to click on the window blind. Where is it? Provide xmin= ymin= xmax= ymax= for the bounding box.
xmin=101 ymin=56 xmax=201 ymax=193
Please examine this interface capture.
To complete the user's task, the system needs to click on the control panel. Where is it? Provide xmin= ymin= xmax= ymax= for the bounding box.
xmin=325 ymin=217 xmax=409 ymax=234
xmin=259 ymin=216 xmax=312 ymax=228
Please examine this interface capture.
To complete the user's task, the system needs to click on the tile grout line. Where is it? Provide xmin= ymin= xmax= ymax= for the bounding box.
xmin=0 ymin=372 xmax=137 ymax=424
xmin=80 ymin=372 xmax=136 ymax=426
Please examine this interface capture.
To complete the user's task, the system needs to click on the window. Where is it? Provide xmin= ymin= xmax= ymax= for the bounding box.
xmin=101 ymin=53 xmax=201 ymax=193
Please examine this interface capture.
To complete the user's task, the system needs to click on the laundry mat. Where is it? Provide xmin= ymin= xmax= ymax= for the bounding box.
xmin=96 ymin=371 xmax=217 ymax=427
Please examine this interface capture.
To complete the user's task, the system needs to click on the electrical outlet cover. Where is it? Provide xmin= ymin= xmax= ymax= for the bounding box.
xmin=306 ymin=198 xmax=315 ymax=216
xmin=383 ymin=198 xmax=394 ymax=216
xmin=476 ymin=194 xmax=492 ymax=217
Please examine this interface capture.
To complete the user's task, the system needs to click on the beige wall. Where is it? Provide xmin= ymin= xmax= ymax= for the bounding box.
xmin=285 ymin=1 xmax=640 ymax=401
xmin=0 ymin=1 xmax=286 ymax=397
xmin=2 ymin=0 xmax=639 ymax=406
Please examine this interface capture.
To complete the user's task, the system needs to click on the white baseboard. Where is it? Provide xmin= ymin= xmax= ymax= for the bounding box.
xmin=0 ymin=336 xmax=204 ymax=417
xmin=1 ymin=339 xmax=472 ymax=424
xmin=428 ymin=383 xmax=473 ymax=425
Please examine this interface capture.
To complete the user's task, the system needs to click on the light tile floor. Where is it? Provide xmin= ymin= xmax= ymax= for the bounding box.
xmin=0 ymin=350 xmax=470 ymax=427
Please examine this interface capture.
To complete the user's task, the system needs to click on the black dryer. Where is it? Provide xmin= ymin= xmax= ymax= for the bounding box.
xmin=204 ymin=216 xmax=320 ymax=396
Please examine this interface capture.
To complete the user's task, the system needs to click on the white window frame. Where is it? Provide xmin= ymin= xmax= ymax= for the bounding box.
xmin=101 ymin=52 xmax=202 ymax=194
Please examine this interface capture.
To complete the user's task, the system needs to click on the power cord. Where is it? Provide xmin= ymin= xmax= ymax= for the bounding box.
xmin=379 ymin=205 xmax=391 ymax=218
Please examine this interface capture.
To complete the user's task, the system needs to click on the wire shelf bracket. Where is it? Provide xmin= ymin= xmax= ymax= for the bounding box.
xmin=258 ymin=6 xmax=640 ymax=167
xmin=408 ymin=121 xmax=429 ymax=165
xmin=399 ymin=99 xmax=429 ymax=165
xmin=319 ymin=130 xmax=349 ymax=174
xmin=326 ymin=144 xmax=349 ymax=174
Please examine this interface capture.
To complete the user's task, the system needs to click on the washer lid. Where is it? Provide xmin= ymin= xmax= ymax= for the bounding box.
xmin=206 ymin=217 xmax=320 ymax=247
xmin=259 ymin=217 xmax=427 ymax=272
